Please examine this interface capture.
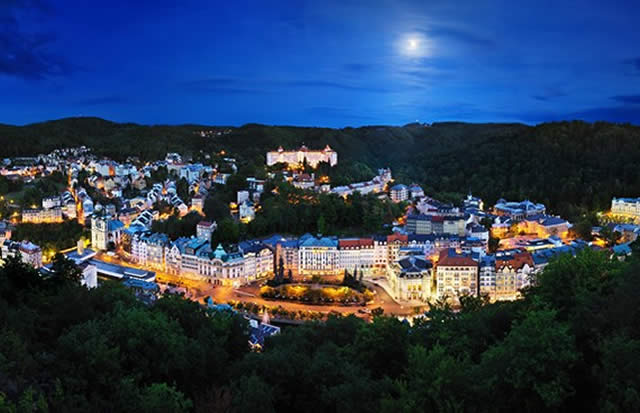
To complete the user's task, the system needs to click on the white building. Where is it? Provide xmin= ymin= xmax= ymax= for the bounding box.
xmin=91 ymin=215 xmax=125 ymax=250
xmin=387 ymin=255 xmax=433 ymax=303
xmin=239 ymin=200 xmax=255 ymax=223
xmin=338 ymin=238 xmax=375 ymax=273
xmin=611 ymin=197 xmax=640 ymax=219
xmin=266 ymin=145 xmax=337 ymax=167
xmin=196 ymin=221 xmax=217 ymax=242
xmin=298 ymin=234 xmax=339 ymax=276
xmin=237 ymin=190 xmax=250 ymax=205
xmin=435 ymin=249 xmax=478 ymax=299
xmin=1 ymin=240 xmax=42 ymax=268
xmin=42 ymin=196 xmax=61 ymax=209
xmin=390 ymin=184 xmax=409 ymax=202
xmin=331 ymin=168 xmax=392 ymax=198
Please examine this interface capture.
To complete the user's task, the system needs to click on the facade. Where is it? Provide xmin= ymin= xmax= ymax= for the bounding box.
xmin=611 ymin=197 xmax=640 ymax=219
xmin=390 ymin=184 xmax=409 ymax=202
xmin=22 ymin=207 xmax=63 ymax=223
xmin=131 ymin=232 xmax=169 ymax=269
xmin=493 ymin=199 xmax=545 ymax=220
xmin=196 ymin=221 xmax=217 ymax=242
xmin=266 ymin=145 xmax=337 ymax=167
xmin=463 ymin=193 xmax=484 ymax=210
xmin=493 ymin=249 xmax=534 ymax=300
xmin=197 ymin=244 xmax=246 ymax=286
xmin=1 ymin=240 xmax=42 ymax=268
xmin=407 ymin=214 xmax=465 ymax=236
xmin=239 ymin=200 xmax=255 ymax=223
xmin=408 ymin=184 xmax=425 ymax=199
xmin=386 ymin=233 xmax=409 ymax=266
xmin=91 ymin=215 xmax=124 ymax=250
xmin=239 ymin=240 xmax=275 ymax=282
xmin=42 ymin=196 xmax=61 ymax=209
xmin=518 ymin=215 xmax=570 ymax=238
xmin=298 ymin=234 xmax=339 ymax=276
xmin=331 ymin=168 xmax=392 ymax=198
xmin=338 ymin=238 xmax=375 ymax=273
xmin=435 ymin=249 xmax=478 ymax=299
xmin=191 ymin=195 xmax=205 ymax=213
xmin=291 ymin=173 xmax=315 ymax=190
xmin=387 ymin=255 xmax=433 ymax=303
xmin=372 ymin=235 xmax=389 ymax=271
xmin=479 ymin=255 xmax=496 ymax=296
xmin=237 ymin=190 xmax=250 ymax=204
xmin=270 ymin=238 xmax=300 ymax=277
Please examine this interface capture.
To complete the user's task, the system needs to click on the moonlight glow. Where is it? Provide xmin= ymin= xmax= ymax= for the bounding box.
xmin=398 ymin=32 xmax=432 ymax=58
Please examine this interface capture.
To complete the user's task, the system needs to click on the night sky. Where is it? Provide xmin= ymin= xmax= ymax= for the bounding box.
xmin=2 ymin=0 xmax=640 ymax=127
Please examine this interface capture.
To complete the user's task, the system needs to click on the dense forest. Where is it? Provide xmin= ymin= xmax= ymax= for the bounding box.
xmin=1 ymin=244 xmax=640 ymax=412
xmin=1 ymin=118 xmax=639 ymax=220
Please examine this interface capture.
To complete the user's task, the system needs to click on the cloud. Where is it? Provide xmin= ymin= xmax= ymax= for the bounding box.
xmin=414 ymin=25 xmax=495 ymax=49
xmin=180 ymin=77 xmax=398 ymax=95
xmin=0 ymin=0 xmax=70 ymax=80
xmin=610 ymin=95 xmax=640 ymax=104
xmin=513 ymin=105 xmax=640 ymax=125
xmin=304 ymin=106 xmax=376 ymax=122
xmin=281 ymin=80 xmax=391 ymax=93
xmin=569 ymin=106 xmax=640 ymax=124
xmin=532 ymin=88 xmax=567 ymax=102
xmin=427 ymin=26 xmax=495 ymax=47
xmin=75 ymin=95 xmax=130 ymax=106
xmin=179 ymin=78 xmax=269 ymax=95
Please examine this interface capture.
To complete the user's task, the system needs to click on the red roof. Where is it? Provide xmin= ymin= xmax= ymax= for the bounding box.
xmin=438 ymin=249 xmax=476 ymax=267
xmin=387 ymin=233 xmax=408 ymax=243
xmin=198 ymin=221 xmax=215 ymax=227
xmin=496 ymin=251 xmax=533 ymax=271
xmin=339 ymin=238 xmax=374 ymax=248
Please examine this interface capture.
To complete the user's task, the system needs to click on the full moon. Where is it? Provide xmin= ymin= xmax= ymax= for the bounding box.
xmin=398 ymin=32 xmax=431 ymax=58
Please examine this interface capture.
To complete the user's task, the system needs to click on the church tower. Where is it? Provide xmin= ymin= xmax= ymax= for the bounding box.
xmin=91 ymin=215 xmax=108 ymax=250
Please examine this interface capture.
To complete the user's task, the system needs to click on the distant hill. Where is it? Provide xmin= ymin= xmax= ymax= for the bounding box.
xmin=1 ymin=117 xmax=639 ymax=218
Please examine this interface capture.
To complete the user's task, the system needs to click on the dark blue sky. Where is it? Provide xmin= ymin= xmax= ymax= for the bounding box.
xmin=1 ymin=0 xmax=640 ymax=127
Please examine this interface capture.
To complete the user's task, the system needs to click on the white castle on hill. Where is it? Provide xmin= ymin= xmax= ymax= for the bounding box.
xmin=266 ymin=145 xmax=337 ymax=168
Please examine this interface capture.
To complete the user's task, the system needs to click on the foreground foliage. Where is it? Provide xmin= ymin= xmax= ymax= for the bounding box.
xmin=0 ymin=248 xmax=639 ymax=412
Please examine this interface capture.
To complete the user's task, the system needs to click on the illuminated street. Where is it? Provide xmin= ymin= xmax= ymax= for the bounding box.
xmin=96 ymin=251 xmax=417 ymax=317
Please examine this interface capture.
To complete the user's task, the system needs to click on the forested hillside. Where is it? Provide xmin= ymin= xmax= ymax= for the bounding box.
xmin=2 ymin=118 xmax=639 ymax=218
xmin=1 ymin=247 xmax=640 ymax=412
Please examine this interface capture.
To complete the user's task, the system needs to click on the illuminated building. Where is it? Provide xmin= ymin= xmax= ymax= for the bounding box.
xmin=196 ymin=221 xmax=217 ymax=242
xmin=1 ymin=240 xmax=42 ymax=268
xmin=493 ymin=249 xmax=534 ymax=300
xmin=239 ymin=200 xmax=255 ymax=223
xmin=191 ymin=195 xmax=205 ymax=213
xmin=611 ymin=197 xmax=640 ymax=219
xmin=22 ymin=207 xmax=63 ymax=223
xmin=435 ymin=248 xmax=479 ymax=299
xmin=338 ymin=238 xmax=375 ymax=273
xmin=298 ymin=233 xmax=339 ymax=276
xmin=330 ymin=168 xmax=391 ymax=198
xmin=493 ymin=199 xmax=545 ymax=220
xmin=408 ymin=184 xmax=424 ymax=199
xmin=387 ymin=254 xmax=433 ymax=303
xmin=266 ymin=145 xmax=337 ymax=167
xmin=390 ymin=184 xmax=409 ymax=202
xmin=91 ymin=215 xmax=125 ymax=250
